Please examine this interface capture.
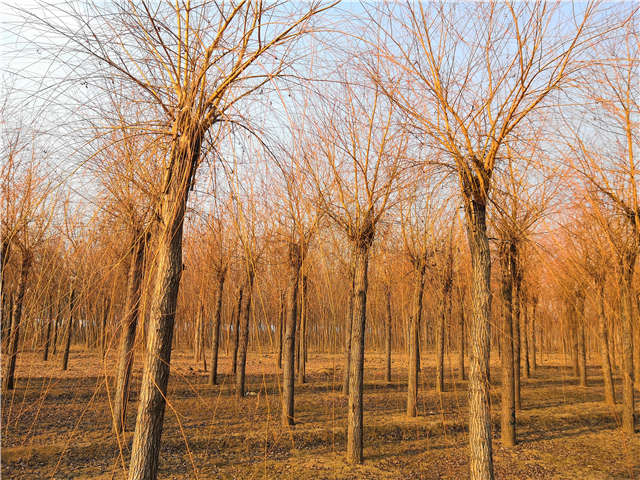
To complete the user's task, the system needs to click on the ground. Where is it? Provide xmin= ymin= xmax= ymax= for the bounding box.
xmin=2 ymin=349 xmax=639 ymax=479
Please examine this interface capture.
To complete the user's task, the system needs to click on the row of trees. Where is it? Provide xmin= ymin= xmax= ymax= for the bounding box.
xmin=2 ymin=2 xmax=638 ymax=480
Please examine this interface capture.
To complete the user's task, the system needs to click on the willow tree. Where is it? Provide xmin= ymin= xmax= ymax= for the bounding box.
xmin=24 ymin=2 xmax=332 ymax=477
xmin=566 ymin=17 xmax=639 ymax=434
xmin=375 ymin=3 xmax=608 ymax=476
xmin=307 ymin=78 xmax=408 ymax=463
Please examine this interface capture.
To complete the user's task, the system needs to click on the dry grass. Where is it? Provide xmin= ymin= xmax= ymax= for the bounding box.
xmin=2 ymin=349 xmax=639 ymax=479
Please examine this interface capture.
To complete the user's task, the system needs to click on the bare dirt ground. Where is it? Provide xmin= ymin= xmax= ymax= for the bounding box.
xmin=2 ymin=348 xmax=639 ymax=479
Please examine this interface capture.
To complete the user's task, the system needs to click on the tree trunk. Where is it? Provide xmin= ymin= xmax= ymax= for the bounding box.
xmin=42 ymin=295 xmax=54 ymax=362
xmin=576 ymin=293 xmax=587 ymax=387
xmin=101 ymin=297 xmax=109 ymax=359
xmin=459 ymin=301 xmax=466 ymax=380
xmin=597 ymin=283 xmax=615 ymax=406
xmin=193 ymin=304 xmax=203 ymax=367
xmin=277 ymin=290 xmax=284 ymax=370
xmin=232 ymin=287 xmax=243 ymax=375
xmin=342 ymin=264 xmax=355 ymax=395
xmin=522 ymin=298 xmax=530 ymax=379
xmin=463 ymin=197 xmax=494 ymax=480
xmin=347 ymin=240 xmax=371 ymax=464
xmin=282 ymin=242 xmax=301 ymax=425
xmin=61 ymin=286 xmax=76 ymax=371
xmin=127 ymin=133 xmax=198 ymax=480
xmin=208 ymin=268 xmax=227 ymax=385
xmin=385 ymin=286 xmax=392 ymax=384
xmin=620 ymin=265 xmax=636 ymax=434
xmin=298 ymin=275 xmax=308 ymax=384
xmin=52 ymin=298 xmax=59 ymax=355
xmin=3 ymin=251 xmax=31 ymax=391
xmin=499 ymin=243 xmax=515 ymax=447
xmin=407 ymin=260 xmax=426 ymax=417
xmin=235 ymin=267 xmax=255 ymax=399
xmin=510 ymin=243 xmax=521 ymax=411
xmin=113 ymin=232 xmax=146 ymax=434
xmin=530 ymin=299 xmax=537 ymax=373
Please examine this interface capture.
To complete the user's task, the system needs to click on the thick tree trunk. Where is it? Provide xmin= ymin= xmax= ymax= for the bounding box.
xmin=407 ymin=260 xmax=426 ymax=417
xmin=298 ymin=275 xmax=308 ymax=384
xmin=3 ymin=252 xmax=31 ymax=391
xmin=61 ymin=286 xmax=76 ymax=371
xmin=499 ymin=244 xmax=515 ymax=447
xmin=347 ymin=240 xmax=371 ymax=464
xmin=113 ymin=232 xmax=146 ymax=434
xmin=620 ymin=266 xmax=636 ymax=434
xmin=208 ymin=268 xmax=227 ymax=385
xmin=282 ymin=242 xmax=301 ymax=425
xmin=232 ymin=287 xmax=243 ymax=375
xmin=235 ymin=268 xmax=255 ymax=399
xmin=463 ymin=197 xmax=494 ymax=480
xmin=385 ymin=286 xmax=392 ymax=384
xmin=597 ymin=284 xmax=615 ymax=406
xmin=127 ymin=133 xmax=198 ymax=480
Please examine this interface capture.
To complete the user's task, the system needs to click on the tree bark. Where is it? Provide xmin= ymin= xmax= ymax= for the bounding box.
xmin=208 ymin=268 xmax=227 ymax=385
xmin=298 ymin=275 xmax=308 ymax=384
xmin=576 ymin=293 xmax=587 ymax=387
xmin=463 ymin=197 xmax=494 ymax=480
xmin=3 ymin=251 xmax=31 ymax=390
xmin=510 ymin=243 xmax=521 ymax=411
xmin=277 ymin=290 xmax=284 ymax=370
xmin=61 ymin=286 xmax=76 ymax=371
xmin=459 ymin=301 xmax=466 ymax=380
xmin=232 ymin=287 xmax=243 ymax=375
xmin=499 ymin=243 xmax=515 ymax=447
xmin=385 ymin=286 xmax=392 ymax=384
xmin=127 ymin=132 xmax=199 ymax=480
xmin=407 ymin=260 xmax=426 ymax=416
xmin=342 ymin=261 xmax=355 ymax=396
xmin=282 ymin=242 xmax=301 ymax=425
xmin=530 ymin=298 xmax=537 ymax=373
xmin=597 ymin=283 xmax=615 ymax=406
xmin=522 ymin=297 xmax=530 ymax=380
xmin=42 ymin=295 xmax=54 ymax=362
xmin=347 ymin=239 xmax=372 ymax=464
xmin=113 ymin=232 xmax=146 ymax=434
xmin=620 ymin=265 xmax=636 ymax=434
xmin=235 ymin=267 xmax=255 ymax=399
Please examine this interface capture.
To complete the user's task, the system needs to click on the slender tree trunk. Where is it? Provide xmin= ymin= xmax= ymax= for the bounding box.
xmin=522 ymin=298 xmax=530 ymax=379
xmin=342 ymin=263 xmax=355 ymax=395
xmin=407 ymin=260 xmax=426 ymax=417
xmin=620 ymin=265 xmax=636 ymax=434
xmin=597 ymin=283 xmax=615 ymax=406
xmin=633 ymin=292 xmax=640 ymax=391
xmin=208 ymin=268 xmax=227 ymax=385
xmin=510 ymin=243 xmax=521 ymax=411
xmin=347 ymin=239 xmax=372 ymax=464
xmin=463 ymin=197 xmax=494 ymax=480
xmin=232 ymin=287 xmax=243 ymax=375
xmin=570 ymin=306 xmax=579 ymax=377
xmin=298 ymin=275 xmax=308 ymax=384
xmin=282 ymin=242 xmax=301 ymax=425
xmin=385 ymin=286 xmax=392 ymax=384
xmin=127 ymin=134 xmax=199 ymax=480
xmin=530 ymin=299 xmax=537 ymax=373
xmin=101 ymin=297 xmax=109 ymax=359
xmin=113 ymin=232 xmax=146 ymax=434
xmin=3 ymin=252 xmax=31 ymax=390
xmin=52 ymin=299 xmax=59 ymax=355
xmin=61 ymin=286 xmax=76 ymax=371
xmin=437 ymin=255 xmax=452 ymax=393
xmin=499 ymin=244 xmax=515 ymax=447
xmin=459 ymin=301 xmax=466 ymax=380
xmin=235 ymin=267 xmax=255 ymax=399
xmin=193 ymin=303 xmax=203 ymax=367
xmin=576 ymin=293 xmax=587 ymax=387
xmin=277 ymin=290 xmax=284 ymax=369
xmin=42 ymin=296 xmax=54 ymax=362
